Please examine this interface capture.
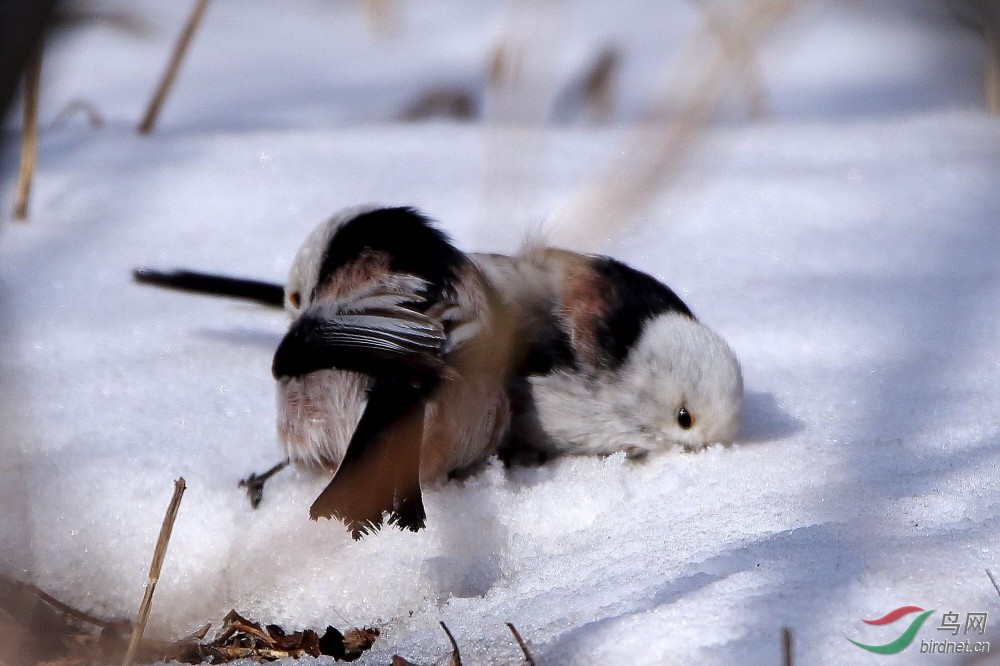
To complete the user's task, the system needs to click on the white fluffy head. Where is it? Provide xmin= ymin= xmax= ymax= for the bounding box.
xmin=275 ymin=205 xmax=378 ymax=469
xmin=529 ymin=311 xmax=743 ymax=457
xmin=284 ymin=203 xmax=379 ymax=315
xmin=615 ymin=312 xmax=743 ymax=451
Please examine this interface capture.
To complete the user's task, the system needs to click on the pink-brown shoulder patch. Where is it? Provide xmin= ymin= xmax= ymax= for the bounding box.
xmin=560 ymin=259 xmax=611 ymax=369
xmin=313 ymin=250 xmax=392 ymax=301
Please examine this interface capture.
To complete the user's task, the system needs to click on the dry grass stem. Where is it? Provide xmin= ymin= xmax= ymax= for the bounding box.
xmin=13 ymin=41 xmax=42 ymax=221
xmin=782 ymin=626 xmax=793 ymax=666
xmin=440 ymin=621 xmax=462 ymax=666
xmin=986 ymin=31 xmax=1000 ymax=114
xmin=122 ymin=477 xmax=187 ymax=666
xmin=506 ymin=623 xmax=535 ymax=665
xmin=986 ymin=569 xmax=1000 ymax=599
xmin=138 ymin=0 xmax=211 ymax=134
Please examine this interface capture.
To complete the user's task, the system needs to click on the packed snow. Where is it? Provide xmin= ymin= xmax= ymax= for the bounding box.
xmin=2 ymin=1 xmax=1000 ymax=664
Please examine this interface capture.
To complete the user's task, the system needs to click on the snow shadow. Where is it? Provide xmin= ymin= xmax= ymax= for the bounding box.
xmin=423 ymin=476 xmax=509 ymax=600
xmin=0 ymin=279 xmax=36 ymax=579
xmin=770 ymin=178 xmax=1000 ymax=655
xmin=539 ymin=570 xmax=722 ymax=660
xmin=542 ymin=522 xmax=862 ymax=662
xmin=737 ymin=390 xmax=802 ymax=443
xmin=198 ymin=326 xmax=283 ymax=352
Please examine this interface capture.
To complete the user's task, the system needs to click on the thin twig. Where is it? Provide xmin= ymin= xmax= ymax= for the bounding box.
xmin=13 ymin=40 xmax=42 ymax=221
xmin=19 ymin=580 xmax=121 ymax=630
xmin=138 ymin=0 xmax=211 ymax=134
xmin=49 ymin=99 xmax=103 ymax=130
xmin=986 ymin=569 xmax=1000 ymax=600
xmin=506 ymin=623 xmax=535 ymax=665
xmin=781 ymin=626 xmax=793 ymax=666
xmin=223 ymin=620 xmax=276 ymax=647
xmin=122 ymin=478 xmax=187 ymax=666
xmin=181 ymin=622 xmax=211 ymax=642
xmin=439 ymin=621 xmax=462 ymax=666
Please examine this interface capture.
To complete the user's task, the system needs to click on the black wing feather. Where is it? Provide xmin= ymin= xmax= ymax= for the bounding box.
xmin=272 ymin=299 xmax=447 ymax=381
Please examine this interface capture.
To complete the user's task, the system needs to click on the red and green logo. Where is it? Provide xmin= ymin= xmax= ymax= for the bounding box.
xmin=847 ymin=606 xmax=935 ymax=654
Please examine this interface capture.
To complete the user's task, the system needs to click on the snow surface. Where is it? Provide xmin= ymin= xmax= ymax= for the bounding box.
xmin=2 ymin=1 xmax=1000 ymax=664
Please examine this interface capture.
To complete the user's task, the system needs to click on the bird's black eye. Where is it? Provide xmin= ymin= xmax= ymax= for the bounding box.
xmin=289 ymin=291 xmax=301 ymax=309
xmin=677 ymin=406 xmax=693 ymax=430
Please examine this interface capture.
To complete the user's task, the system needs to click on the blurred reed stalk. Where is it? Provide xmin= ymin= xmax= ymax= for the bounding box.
xmin=362 ymin=0 xmax=399 ymax=35
xmin=694 ymin=0 xmax=771 ymax=120
xmin=986 ymin=22 xmax=1000 ymax=114
xmin=476 ymin=0 xmax=565 ymax=240
xmin=551 ymin=0 xmax=802 ymax=252
xmin=12 ymin=42 xmax=42 ymax=221
xmin=951 ymin=0 xmax=1000 ymax=115
xmin=138 ymin=0 xmax=211 ymax=134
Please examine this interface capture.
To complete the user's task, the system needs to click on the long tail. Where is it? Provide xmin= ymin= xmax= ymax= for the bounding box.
xmin=309 ymin=380 xmax=431 ymax=539
xmin=133 ymin=267 xmax=285 ymax=308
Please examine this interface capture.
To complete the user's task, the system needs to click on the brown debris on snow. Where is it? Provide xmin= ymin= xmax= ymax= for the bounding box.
xmin=0 ymin=577 xmax=378 ymax=665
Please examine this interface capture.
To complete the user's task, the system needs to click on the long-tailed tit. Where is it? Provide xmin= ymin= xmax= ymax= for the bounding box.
xmin=267 ymin=205 xmax=516 ymax=538
xmin=473 ymin=247 xmax=743 ymax=461
xmin=133 ymin=215 xmax=743 ymax=532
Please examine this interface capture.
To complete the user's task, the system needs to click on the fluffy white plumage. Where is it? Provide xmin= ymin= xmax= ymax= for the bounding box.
xmin=275 ymin=205 xmax=382 ymax=471
xmin=474 ymin=248 xmax=743 ymax=460
xmin=283 ymin=203 xmax=378 ymax=314
xmin=530 ymin=312 xmax=743 ymax=457
xmin=277 ymin=368 xmax=368 ymax=469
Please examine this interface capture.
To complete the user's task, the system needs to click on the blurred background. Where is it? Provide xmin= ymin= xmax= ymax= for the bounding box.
xmin=1 ymin=0 xmax=996 ymax=227
xmin=2 ymin=2 xmax=999 ymax=664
